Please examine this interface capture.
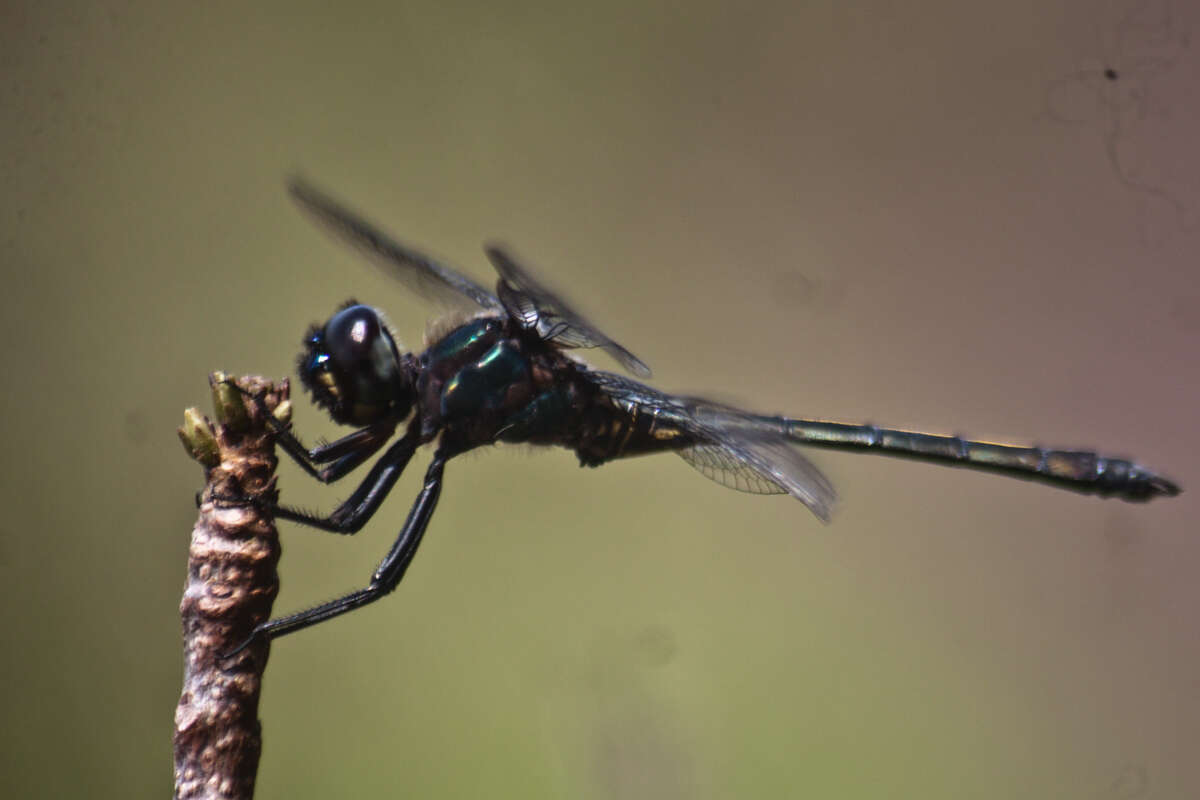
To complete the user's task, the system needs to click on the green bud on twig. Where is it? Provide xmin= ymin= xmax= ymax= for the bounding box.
xmin=177 ymin=406 xmax=220 ymax=467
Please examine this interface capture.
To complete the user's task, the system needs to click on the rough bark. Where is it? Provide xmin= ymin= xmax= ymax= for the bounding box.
xmin=173 ymin=374 xmax=289 ymax=800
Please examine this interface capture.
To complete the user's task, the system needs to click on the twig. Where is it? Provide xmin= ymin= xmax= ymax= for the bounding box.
xmin=173 ymin=373 xmax=290 ymax=800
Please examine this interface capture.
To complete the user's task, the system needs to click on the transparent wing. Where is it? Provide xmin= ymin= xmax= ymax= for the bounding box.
xmin=678 ymin=444 xmax=787 ymax=495
xmin=682 ymin=410 xmax=837 ymax=523
xmin=586 ymin=371 xmax=836 ymax=521
xmin=289 ymin=178 xmax=503 ymax=311
xmin=485 ymin=245 xmax=652 ymax=378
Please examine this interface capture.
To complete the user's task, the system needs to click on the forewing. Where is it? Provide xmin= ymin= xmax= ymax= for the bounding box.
xmin=289 ymin=178 xmax=503 ymax=311
xmin=485 ymin=245 xmax=652 ymax=378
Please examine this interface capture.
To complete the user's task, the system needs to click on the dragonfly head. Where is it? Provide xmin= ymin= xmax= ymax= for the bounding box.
xmin=298 ymin=302 xmax=417 ymax=426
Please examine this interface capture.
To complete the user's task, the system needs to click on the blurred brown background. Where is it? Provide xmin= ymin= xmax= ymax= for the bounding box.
xmin=2 ymin=1 xmax=1196 ymax=797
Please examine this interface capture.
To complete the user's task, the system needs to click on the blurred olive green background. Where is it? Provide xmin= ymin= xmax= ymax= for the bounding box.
xmin=3 ymin=1 xmax=1197 ymax=797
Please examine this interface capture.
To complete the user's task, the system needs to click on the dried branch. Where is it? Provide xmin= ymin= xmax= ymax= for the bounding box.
xmin=173 ymin=373 xmax=290 ymax=800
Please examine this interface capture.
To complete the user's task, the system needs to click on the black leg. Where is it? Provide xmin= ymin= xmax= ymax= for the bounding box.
xmin=278 ymin=422 xmax=399 ymax=483
xmin=271 ymin=432 xmax=420 ymax=535
xmin=213 ymin=381 xmax=411 ymax=531
xmin=226 ymin=449 xmax=450 ymax=654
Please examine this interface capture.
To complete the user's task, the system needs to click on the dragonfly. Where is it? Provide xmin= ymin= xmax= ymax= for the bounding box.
xmin=228 ymin=178 xmax=1180 ymax=651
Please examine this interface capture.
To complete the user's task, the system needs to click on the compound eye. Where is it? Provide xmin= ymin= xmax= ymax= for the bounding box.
xmin=325 ymin=305 xmax=382 ymax=365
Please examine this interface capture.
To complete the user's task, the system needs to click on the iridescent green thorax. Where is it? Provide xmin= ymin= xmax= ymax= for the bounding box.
xmin=440 ymin=340 xmax=530 ymax=419
xmin=425 ymin=317 xmax=503 ymax=367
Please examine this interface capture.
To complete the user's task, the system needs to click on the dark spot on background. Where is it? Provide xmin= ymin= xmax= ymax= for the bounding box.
xmin=124 ymin=408 xmax=149 ymax=445
xmin=634 ymin=623 xmax=677 ymax=668
xmin=768 ymin=270 xmax=847 ymax=312
xmin=1168 ymin=295 xmax=1200 ymax=331
xmin=1040 ymin=4 xmax=1197 ymax=243
xmin=1107 ymin=763 xmax=1148 ymax=799
xmin=1102 ymin=512 xmax=1140 ymax=558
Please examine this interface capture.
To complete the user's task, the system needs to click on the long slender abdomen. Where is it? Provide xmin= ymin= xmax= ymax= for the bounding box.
xmin=774 ymin=419 xmax=1179 ymax=501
